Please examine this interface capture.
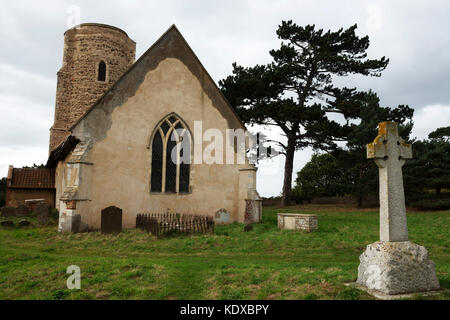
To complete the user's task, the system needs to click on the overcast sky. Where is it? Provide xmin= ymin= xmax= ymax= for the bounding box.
xmin=1 ymin=0 xmax=449 ymax=196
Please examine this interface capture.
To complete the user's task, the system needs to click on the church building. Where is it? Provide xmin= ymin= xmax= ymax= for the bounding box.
xmin=44 ymin=23 xmax=261 ymax=232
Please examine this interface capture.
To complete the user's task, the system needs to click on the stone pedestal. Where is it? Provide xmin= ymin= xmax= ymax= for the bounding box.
xmin=277 ymin=213 xmax=318 ymax=232
xmin=245 ymin=199 xmax=262 ymax=224
xmin=58 ymin=211 xmax=82 ymax=233
xmin=357 ymin=241 xmax=440 ymax=295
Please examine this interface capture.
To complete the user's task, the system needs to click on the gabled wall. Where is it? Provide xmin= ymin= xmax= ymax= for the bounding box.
xmin=54 ymin=26 xmax=262 ymax=231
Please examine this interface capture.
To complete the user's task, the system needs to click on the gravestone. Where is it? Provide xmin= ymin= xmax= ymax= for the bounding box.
xmin=1 ymin=207 xmax=16 ymax=217
xmin=244 ymin=199 xmax=262 ymax=224
xmin=357 ymin=122 xmax=440 ymax=295
xmin=25 ymin=199 xmax=46 ymax=212
xmin=243 ymin=223 xmax=253 ymax=232
xmin=71 ymin=214 xmax=81 ymax=232
xmin=214 ymin=208 xmax=230 ymax=225
xmin=35 ymin=202 xmax=50 ymax=225
xmin=101 ymin=206 xmax=122 ymax=234
xmin=16 ymin=204 xmax=31 ymax=216
xmin=18 ymin=220 xmax=31 ymax=227
xmin=1 ymin=220 xmax=15 ymax=227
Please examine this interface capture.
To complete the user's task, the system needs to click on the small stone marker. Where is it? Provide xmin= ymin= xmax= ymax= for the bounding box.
xmin=1 ymin=220 xmax=15 ymax=227
xmin=101 ymin=206 xmax=122 ymax=234
xmin=357 ymin=122 xmax=440 ymax=295
xmin=35 ymin=202 xmax=50 ymax=225
xmin=277 ymin=213 xmax=318 ymax=232
xmin=214 ymin=208 xmax=230 ymax=225
xmin=18 ymin=220 xmax=31 ymax=227
xmin=244 ymin=199 xmax=262 ymax=224
xmin=25 ymin=199 xmax=46 ymax=212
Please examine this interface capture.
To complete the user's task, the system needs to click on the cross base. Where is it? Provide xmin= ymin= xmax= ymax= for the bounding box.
xmin=344 ymin=282 xmax=441 ymax=300
xmin=357 ymin=241 xmax=440 ymax=295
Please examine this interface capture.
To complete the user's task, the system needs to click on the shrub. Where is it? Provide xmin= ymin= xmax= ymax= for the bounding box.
xmin=411 ymin=198 xmax=450 ymax=211
xmin=49 ymin=208 xmax=59 ymax=220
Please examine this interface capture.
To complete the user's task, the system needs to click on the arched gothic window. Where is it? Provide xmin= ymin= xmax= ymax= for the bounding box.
xmin=150 ymin=114 xmax=191 ymax=193
xmin=98 ymin=61 xmax=106 ymax=82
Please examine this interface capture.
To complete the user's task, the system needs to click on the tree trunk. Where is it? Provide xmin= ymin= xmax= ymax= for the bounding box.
xmin=357 ymin=164 xmax=364 ymax=207
xmin=281 ymin=138 xmax=296 ymax=206
xmin=357 ymin=195 xmax=363 ymax=207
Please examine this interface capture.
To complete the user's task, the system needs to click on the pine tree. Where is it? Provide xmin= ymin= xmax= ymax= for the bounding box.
xmin=220 ymin=21 xmax=389 ymax=205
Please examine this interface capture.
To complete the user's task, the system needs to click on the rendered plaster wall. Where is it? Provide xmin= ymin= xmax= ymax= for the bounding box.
xmin=64 ymin=57 xmax=257 ymax=229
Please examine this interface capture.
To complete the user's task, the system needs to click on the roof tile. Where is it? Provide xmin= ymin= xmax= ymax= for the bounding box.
xmin=10 ymin=168 xmax=55 ymax=189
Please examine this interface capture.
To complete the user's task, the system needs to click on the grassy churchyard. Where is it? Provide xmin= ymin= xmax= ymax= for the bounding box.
xmin=0 ymin=205 xmax=448 ymax=300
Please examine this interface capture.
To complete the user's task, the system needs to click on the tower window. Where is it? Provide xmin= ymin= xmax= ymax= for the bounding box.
xmin=98 ymin=61 xmax=106 ymax=82
xmin=150 ymin=114 xmax=191 ymax=193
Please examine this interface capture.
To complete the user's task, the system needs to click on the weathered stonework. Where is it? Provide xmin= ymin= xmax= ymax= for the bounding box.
xmin=244 ymin=199 xmax=262 ymax=223
xmin=16 ymin=204 xmax=31 ymax=216
xmin=367 ymin=121 xmax=412 ymax=242
xmin=357 ymin=241 xmax=440 ymax=294
xmin=240 ymin=168 xmax=262 ymax=224
xmin=35 ymin=202 xmax=50 ymax=225
xmin=1 ymin=207 xmax=16 ymax=217
xmin=65 ymin=200 xmax=76 ymax=210
xmin=214 ymin=208 xmax=230 ymax=224
xmin=50 ymin=23 xmax=136 ymax=152
xmin=357 ymin=121 xmax=440 ymax=296
xmin=277 ymin=213 xmax=318 ymax=232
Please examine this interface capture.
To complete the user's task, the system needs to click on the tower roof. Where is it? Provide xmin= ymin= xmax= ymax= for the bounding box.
xmin=64 ymin=23 xmax=132 ymax=38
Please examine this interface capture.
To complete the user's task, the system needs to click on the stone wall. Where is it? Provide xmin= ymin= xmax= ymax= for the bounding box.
xmin=50 ymin=23 xmax=136 ymax=151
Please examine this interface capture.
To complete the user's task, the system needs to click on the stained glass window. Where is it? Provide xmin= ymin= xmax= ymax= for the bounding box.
xmin=150 ymin=131 xmax=163 ymax=192
xmin=179 ymin=130 xmax=190 ymax=193
xmin=165 ymin=137 xmax=177 ymax=193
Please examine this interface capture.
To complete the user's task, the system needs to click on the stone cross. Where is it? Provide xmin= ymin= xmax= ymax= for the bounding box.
xmin=367 ymin=121 xmax=412 ymax=242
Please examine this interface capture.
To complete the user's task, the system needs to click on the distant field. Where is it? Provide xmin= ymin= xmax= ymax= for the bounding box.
xmin=0 ymin=205 xmax=448 ymax=300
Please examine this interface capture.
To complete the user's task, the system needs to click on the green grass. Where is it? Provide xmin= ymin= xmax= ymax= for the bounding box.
xmin=0 ymin=205 xmax=448 ymax=300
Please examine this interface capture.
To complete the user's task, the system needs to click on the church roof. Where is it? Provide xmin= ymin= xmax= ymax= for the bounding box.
xmin=8 ymin=167 xmax=55 ymax=189
xmin=69 ymin=24 xmax=246 ymax=132
xmin=46 ymin=135 xmax=80 ymax=168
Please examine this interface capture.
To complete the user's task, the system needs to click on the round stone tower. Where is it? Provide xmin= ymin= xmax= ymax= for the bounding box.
xmin=50 ymin=23 xmax=136 ymax=152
